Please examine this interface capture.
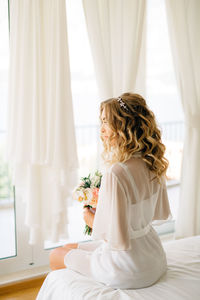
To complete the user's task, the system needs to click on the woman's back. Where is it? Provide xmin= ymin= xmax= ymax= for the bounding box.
xmin=110 ymin=156 xmax=170 ymax=229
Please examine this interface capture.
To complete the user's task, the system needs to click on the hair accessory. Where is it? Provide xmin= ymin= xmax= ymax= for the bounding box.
xmin=116 ymin=97 xmax=129 ymax=112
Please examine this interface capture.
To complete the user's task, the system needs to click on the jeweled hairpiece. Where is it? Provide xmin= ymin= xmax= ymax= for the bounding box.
xmin=116 ymin=97 xmax=129 ymax=112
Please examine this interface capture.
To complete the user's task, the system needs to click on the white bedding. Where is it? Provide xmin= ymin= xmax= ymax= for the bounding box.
xmin=36 ymin=236 xmax=200 ymax=300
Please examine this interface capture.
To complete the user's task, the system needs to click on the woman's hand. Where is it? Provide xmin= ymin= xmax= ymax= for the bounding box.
xmin=83 ymin=207 xmax=95 ymax=228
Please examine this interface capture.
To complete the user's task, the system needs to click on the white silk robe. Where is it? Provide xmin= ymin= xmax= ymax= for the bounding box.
xmin=64 ymin=156 xmax=172 ymax=289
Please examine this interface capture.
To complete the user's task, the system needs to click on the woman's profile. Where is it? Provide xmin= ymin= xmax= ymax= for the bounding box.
xmin=49 ymin=92 xmax=172 ymax=289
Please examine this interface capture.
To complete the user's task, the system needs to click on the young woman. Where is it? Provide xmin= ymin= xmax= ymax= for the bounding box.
xmin=49 ymin=93 xmax=172 ymax=289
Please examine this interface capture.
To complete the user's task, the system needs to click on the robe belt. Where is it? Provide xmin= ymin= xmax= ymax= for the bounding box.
xmin=130 ymin=224 xmax=151 ymax=239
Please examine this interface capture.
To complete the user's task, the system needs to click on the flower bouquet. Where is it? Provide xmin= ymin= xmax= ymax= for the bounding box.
xmin=73 ymin=170 xmax=102 ymax=235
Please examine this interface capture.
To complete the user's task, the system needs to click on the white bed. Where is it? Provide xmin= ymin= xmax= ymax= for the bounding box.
xmin=36 ymin=236 xmax=200 ymax=300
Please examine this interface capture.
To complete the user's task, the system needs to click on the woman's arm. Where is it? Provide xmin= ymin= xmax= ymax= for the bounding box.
xmin=83 ymin=207 xmax=95 ymax=228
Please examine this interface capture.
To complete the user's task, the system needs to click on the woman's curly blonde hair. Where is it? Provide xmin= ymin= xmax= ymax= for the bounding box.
xmin=100 ymin=92 xmax=168 ymax=180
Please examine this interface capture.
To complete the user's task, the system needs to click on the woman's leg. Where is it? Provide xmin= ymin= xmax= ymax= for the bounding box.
xmin=49 ymin=243 xmax=78 ymax=270
xmin=63 ymin=243 xmax=78 ymax=250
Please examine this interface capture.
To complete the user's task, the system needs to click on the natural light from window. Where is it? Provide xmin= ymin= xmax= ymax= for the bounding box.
xmin=0 ymin=0 xmax=183 ymax=255
xmin=0 ymin=1 xmax=16 ymax=260
xmin=146 ymin=0 xmax=184 ymax=226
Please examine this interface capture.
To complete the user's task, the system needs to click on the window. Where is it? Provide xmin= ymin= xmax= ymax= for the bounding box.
xmin=0 ymin=0 xmax=48 ymax=276
xmin=66 ymin=0 xmax=100 ymax=177
xmin=44 ymin=0 xmax=100 ymax=249
xmin=1 ymin=0 xmax=183 ymax=276
xmin=0 ymin=0 xmax=16 ymax=262
xmin=0 ymin=0 xmax=101 ymax=274
xmin=146 ymin=0 xmax=184 ymax=233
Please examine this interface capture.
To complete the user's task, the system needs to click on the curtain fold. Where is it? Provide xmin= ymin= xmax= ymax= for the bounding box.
xmin=165 ymin=0 xmax=200 ymax=238
xmin=82 ymin=0 xmax=146 ymax=99
xmin=7 ymin=0 xmax=78 ymax=244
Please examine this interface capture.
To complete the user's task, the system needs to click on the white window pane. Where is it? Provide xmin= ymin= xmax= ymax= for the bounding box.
xmin=44 ymin=0 xmax=100 ymax=249
xmin=146 ymin=0 xmax=183 ymax=123
xmin=146 ymin=0 xmax=184 ymax=229
xmin=0 ymin=0 xmax=16 ymax=260
xmin=66 ymin=0 xmax=100 ymax=177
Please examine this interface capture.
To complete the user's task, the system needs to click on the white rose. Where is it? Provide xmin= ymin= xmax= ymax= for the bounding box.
xmin=72 ymin=189 xmax=84 ymax=201
xmin=83 ymin=188 xmax=93 ymax=205
xmin=91 ymin=175 xmax=101 ymax=187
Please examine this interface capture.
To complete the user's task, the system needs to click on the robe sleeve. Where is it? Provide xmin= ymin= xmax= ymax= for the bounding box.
xmin=152 ymin=178 xmax=173 ymax=224
xmin=91 ymin=170 xmax=130 ymax=251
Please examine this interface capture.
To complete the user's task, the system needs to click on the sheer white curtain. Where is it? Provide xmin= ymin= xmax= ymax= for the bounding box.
xmin=82 ymin=0 xmax=146 ymax=99
xmin=165 ymin=0 xmax=200 ymax=238
xmin=7 ymin=0 xmax=78 ymax=244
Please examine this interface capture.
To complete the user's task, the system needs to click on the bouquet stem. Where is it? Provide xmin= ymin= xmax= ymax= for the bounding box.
xmin=84 ymin=224 xmax=92 ymax=235
xmin=84 ymin=204 xmax=93 ymax=235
